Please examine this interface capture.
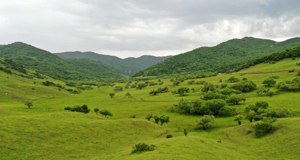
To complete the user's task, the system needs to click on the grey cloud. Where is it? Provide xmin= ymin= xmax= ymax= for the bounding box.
xmin=0 ymin=0 xmax=300 ymax=57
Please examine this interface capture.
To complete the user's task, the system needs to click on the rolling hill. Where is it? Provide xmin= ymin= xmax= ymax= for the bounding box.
xmin=1 ymin=51 xmax=300 ymax=159
xmin=56 ymin=51 xmax=171 ymax=74
xmin=133 ymin=37 xmax=300 ymax=77
xmin=0 ymin=42 xmax=122 ymax=81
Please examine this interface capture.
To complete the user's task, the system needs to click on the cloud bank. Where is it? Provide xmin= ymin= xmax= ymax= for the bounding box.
xmin=0 ymin=0 xmax=299 ymax=58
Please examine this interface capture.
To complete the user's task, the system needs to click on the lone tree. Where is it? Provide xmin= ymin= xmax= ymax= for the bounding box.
xmin=145 ymin=113 xmax=153 ymax=121
xmin=159 ymin=115 xmax=170 ymax=125
xmin=245 ymin=110 xmax=256 ymax=122
xmin=153 ymin=115 xmax=160 ymax=124
xmin=94 ymin=108 xmax=99 ymax=114
xmin=234 ymin=115 xmax=244 ymax=125
xmin=100 ymin=109 xmax=113 ymax=118
xmin=183 ymin=129 xmax=188 ymax=136
xmin=25 ymin=101 xmax=33 ymax=109
xmin=196 ymin=115 xmax=217 ymax=130
xmin=109 ymin=93 xmax=115 ymax=98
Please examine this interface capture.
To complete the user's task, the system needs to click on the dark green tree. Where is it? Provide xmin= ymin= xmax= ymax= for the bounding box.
xmin=100 ymin=109 xmax=113 ymax=118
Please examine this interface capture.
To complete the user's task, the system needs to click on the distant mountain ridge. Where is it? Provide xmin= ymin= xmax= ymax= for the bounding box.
xmin=55 ymin=51 xmax=171 ymax=74
xmin=0 ymin=42 xmax=122 ymax=81
xmin=133 ymin=37 xmax=300 ymax=76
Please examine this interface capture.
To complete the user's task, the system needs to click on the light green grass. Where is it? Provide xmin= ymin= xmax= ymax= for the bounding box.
xmin=1 ymin=58 xmax=300 ymax=159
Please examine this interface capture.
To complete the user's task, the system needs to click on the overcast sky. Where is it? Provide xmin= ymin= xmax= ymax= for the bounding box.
xmin=0 ymin=0 xmax=300 ymax=58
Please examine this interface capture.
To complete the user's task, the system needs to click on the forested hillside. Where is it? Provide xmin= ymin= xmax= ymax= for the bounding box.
xmin=134 ymin=37 xmax=300 ymax=76
xmin=56 ymin=51 xmax=171 ymax=73
xmin=0 ymin=42 xmax=122 ymax=81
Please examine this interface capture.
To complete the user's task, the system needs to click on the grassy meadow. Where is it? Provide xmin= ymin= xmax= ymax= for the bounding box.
xmin=1 ymin=58 xmax=300 ymax=159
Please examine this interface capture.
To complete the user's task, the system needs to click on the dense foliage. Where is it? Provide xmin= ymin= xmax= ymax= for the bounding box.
xmin=0 ymin=42 xmax=122 ymax=81
xmin=134 ymin=37 xmax=300 ymax=76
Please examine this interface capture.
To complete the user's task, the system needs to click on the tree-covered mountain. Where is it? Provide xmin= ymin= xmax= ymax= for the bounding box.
xmin=0 ymin=42 xmax=122 ymax=81
xmin=55 ymin=51 xmax=171 ymax=74
xmin=133 ymin=37 xmax=300 ymax=76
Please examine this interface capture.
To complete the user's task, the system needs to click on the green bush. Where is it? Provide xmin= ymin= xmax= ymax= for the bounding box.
xmin=166 ymin=134 xmax=173 ymax=138
xmin=231 ymin=80 xmax=257 ymax=92
xmin=262 ymin=78 xmax=276 ymax=87
xmin=131 ymin=143 xmax=155 ymax=153
xmin=196 ymin=115 xmax=217 ymax=130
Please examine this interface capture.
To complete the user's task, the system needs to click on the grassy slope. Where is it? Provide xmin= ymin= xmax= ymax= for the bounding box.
xmin=1 ymin=57 xmax=300 ymax=159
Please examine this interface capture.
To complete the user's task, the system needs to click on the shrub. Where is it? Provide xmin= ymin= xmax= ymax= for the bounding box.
xmin=201 ymin=83 xmax=215 ymax=92
xmin=131 ymin=143 xmax=155 ymax=153
xmin=137 ymin=83 xmax=147 ymax=89
xmin=145 ymin=113 xmax=153 ymax=121
xmin=221 ymin=83 xmax=228 ymax=89
xmin=64 ymin=106 xmax=71 ymax=111
xmin=234 ymin=115 xmax=244 ymax=125
xmin=166 ymin=134 xmax=173 ymax=138
xmin=262 ymin=78 xmax=276 ymax=87
xmin=100 ymin=109 xmax=113 ymax=118
xmin=221 ymin=88 xmax=241 ymax=95
xmin=153 ymin=115 xmax=160 ymax=124
xmin=231 ymin=80 xmax=256 ymax=92
xmin=25 ymin=101 xmax=33 ymax=109
xmin=125 ymin=92 xmax=132 ymax=98
xmin=246 ymin=101 xmax=269 ymax=113
xmin=226 ymin=76 xmax=240 ymax=83
xmin=254 ymin=118 xmax=277 ymax=137
xmin=94 ymin=108 xmax=99 ymax=114
xmin=226 ymin=94 xmax=246 ymax=105
xmin=159 ymin=115 xmax=170 ymax=125
xmin=67 ymin=104 xmax=90 ymax=114
xmin=183 ymin=129 xmax=188 ymax=136
xmin=109 ymin=93 xmax=115 ymax=98
xmin=176 ymin=87 xmax=190 ymax=96
xmin=245 ymin=110 xmax=256 ymax=122
xmin=202 ymin=92 xmax=226 ymax=100
xmin=129 ymin=114 xmax=136 ymax=118
xmin=196 ymin=115 xmax=217 ymax=130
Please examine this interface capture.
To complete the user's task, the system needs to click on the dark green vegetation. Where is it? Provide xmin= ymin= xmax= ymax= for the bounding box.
xmin=0 ymin=42 xmax=122 ymax=81
xmin=56 ymin=51 xmax=171 ymax=73
xmin=134 ymin=37 xmax=300 ymax=76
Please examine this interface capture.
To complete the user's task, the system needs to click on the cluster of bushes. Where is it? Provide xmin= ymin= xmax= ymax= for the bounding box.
xmin=64 ymin=104 xmax=90 ymax=114
xmin=149 ymin=87 xmax=169 ymax=96
xmin=145 ymin=113 xmax=170 ymax=125
xmin=196 ymin=115 xmax=217 ymax=130
xmin=244 ymin=101 xmax=290 ymax=122
xmin=230 ymin=80 xmax=257 ymax=92
xmin=172 ymin=99 xmax=236 ymax=116
xmin=277 ymin=77 xmax=300 ymax=92
xmin=114 ymin=86 xmax=123 ymax=92
xmin=256 ymin=88 xmax=275 ymax=97
xmin=226 ymin=76 xmax=240 ymax=83
xmin=172 ymin=87 xmax=190 ymax=96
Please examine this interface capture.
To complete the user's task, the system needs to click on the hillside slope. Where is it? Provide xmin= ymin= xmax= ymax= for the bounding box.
xmin=0 ymin=42 xmax=122 ymax=81
xmin=56 ymin=51 xmax=171 ymax=73
xmin=134 ymin=37 xmax=300 ymax=76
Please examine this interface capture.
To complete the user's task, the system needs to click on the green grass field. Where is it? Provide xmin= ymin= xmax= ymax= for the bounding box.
xmin=1 ymin=58 xmax=300 ymax=159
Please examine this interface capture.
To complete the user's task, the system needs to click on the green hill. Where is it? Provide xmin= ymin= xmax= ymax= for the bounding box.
xmin=56 ymin=51 xmax=171 ymax=74
xmin=0 ymin=42 xmax=122 ymax=81
xmin=134 ymin=37 xmax=300 ymax=76
xmin=1 ymin=54 xmax=300 ymax=159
